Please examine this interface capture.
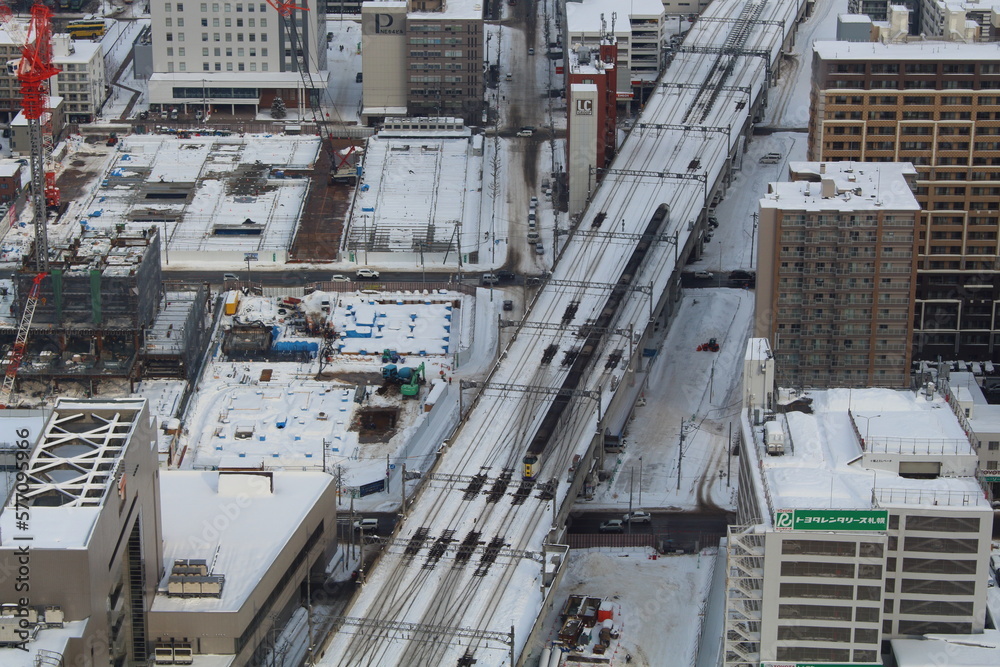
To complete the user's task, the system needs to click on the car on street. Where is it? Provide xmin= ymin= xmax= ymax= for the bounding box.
xmin=503 ymin=299 xmax=513 ymax=311
xmin=481 ymin=273 xmax=499 ymax=285
xmin=516 ymin=129 xmax=533 ymax=137
xmin=496 ymin=269 xmax=516 ymax=283
xmin=535 ymin=242 xmax=545 ymax=255
xmin=694 ymin=271 xmax=714 ymax=279
xmin=529 ymin=196 xmax=538 ymax=208
xmin=528 ymin=47 xmax=535 ymax=55
xmin=353 ymin=518 xmax=378 ymax=531
xmin=222 ymin=273 xmax=240 ymax=282
xmin=623 ymin=511 xmax=652 ymax=524
xmin=355 ymin=268 xmax=380 ymax=279
xmin=599 ymin=520 xmax=624 ymax=533
xmin=330 ymin=274 xmax=351 ymax=282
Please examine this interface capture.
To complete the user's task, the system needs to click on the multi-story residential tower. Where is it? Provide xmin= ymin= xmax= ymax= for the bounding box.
xmin=147 ymin=0 xmax=329 ymax=116
xmin=756 ymin=161 xmax=921 ymax=388
xmin=810 ymin=40 xmax=1000 ymax=363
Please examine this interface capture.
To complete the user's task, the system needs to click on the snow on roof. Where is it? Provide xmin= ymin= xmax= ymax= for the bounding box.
xmin=408 ymin=0 xmax=483 ymax=20
xmin=73 ymin=134 xmax=318 ymax=254
xmin=0 ymin=160 xmax=21 ymax=178
xmin=813 ymin=39 xmax=1000 ymax=61
xmin=566 ymin=0 xmax=663 ymax=34
xmin=348 ymin=134 xmax=475 ymax=252
xmin=761 ymin=161 xmax=920 ymax=212
xmin=148 ymin=70 xmax=329 ymax=88
xmin=52 ymin=35 xmax=102 ymax=64
xmin=762 ymin=388 xmax=986 ymax=512
xmin=891 ymin=630 xmax=1000 ymax=666
xmin=839 ymin=13 xmax=873 ymax=23
xmin=0 ymin=620 xmax=87 ymax=667
xmin=152 ymin=470 xmax=332 ymax=613
xmin=0 ymin=399 xmax=148 ymax=548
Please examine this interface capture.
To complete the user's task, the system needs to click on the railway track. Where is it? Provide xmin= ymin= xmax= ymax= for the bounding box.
xmin=317 ymin=0 xmax=808 ymax=663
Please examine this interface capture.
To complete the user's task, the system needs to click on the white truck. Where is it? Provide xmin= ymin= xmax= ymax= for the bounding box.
xmin=765 ymin=420 xmax=785 ymax=456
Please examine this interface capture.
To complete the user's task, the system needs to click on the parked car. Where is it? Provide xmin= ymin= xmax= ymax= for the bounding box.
xmin=330 ymin=274 xmax=351 ymax=282
xmin=535 ymin=243 xmax=545 ymax=255
xmin=528 ymin=47 xmax=535 ymax=55
xmin=707 ymin=215 xmax=719 ymax=228
xmin=481 ymin=273 xmax=499 ymax=285
xmin=355 ymin=268 xmax=380 ymax=279
xmin=222 ymin=272 xmax=240 ymax=282
xmin=759 ymin=152 xmax=782 ymax=164
xmin=353 ymin=518 xmax=378 ymax=532
xmin=516 ymin=129 xmax=533 ymax=137
xmin=694 ymin=271 xmax=714 ymax=279
xmin=355 ymin=72 xmax=363 ymax=83
xmin=527 ymin=231 xmax=540 ymax=241
xmin=502 ymin=299 xmax=513 ymax=311
xmin=623 ymin=511 xmax=652 ymax=524
xmin=505 ymin=73 xmax=512 ymax=81
xmin=529 ymin=196 xmax=538 ymax=208
xmin=599 ymin=520 xmax=624 ymax=533
xmin=496 ymin=269 xmax=516 ymax=283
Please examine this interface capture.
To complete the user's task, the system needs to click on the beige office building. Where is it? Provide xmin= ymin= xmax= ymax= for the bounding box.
xmin=0 ymin=399 xmax=163 ymax=667
xmin=756 ymin=161 xmax=920 ymax=388
xmin=725 ymin=341 xmax=994 ymax=667
xmin=361 ymin=0 xmax=483 ymax=124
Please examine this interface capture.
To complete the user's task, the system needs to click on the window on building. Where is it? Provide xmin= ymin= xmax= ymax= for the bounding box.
xmin=179 ymin=62 xmax=186 ymax=71
xmin=166 ymin=33 xmax=173 ymax=41
xmin=167 ymin=47 xmax=174 ymax=56
xmin=202 ymin=18 xmax=208 ymax=26
xmin=166 ymin=18 xmax=173 ymax=27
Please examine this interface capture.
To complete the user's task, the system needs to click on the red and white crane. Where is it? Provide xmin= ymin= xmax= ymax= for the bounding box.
xmin=0 ymin=2 xmax=61 ymax=272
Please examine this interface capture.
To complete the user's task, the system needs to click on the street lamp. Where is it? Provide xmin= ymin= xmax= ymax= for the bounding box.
xmin=856 ymin=413 xmax=881 ymax=447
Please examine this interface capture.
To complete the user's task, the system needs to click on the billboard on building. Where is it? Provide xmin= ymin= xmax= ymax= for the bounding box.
xmin=361 ymin=2 xmax=407 ymax=112
xmin=773 ymin=508 xmax=889 ymax=532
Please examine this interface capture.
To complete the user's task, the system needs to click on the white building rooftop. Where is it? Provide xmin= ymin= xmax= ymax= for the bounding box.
xmin=761 ymin=387 xmax=987 ymax=513
xmin=152 ymin=470 xmax=333 ymax=613
xmin=891 ymin=629 xmax=1000 ymax=666
xmin=409 ymin=0 xmax=483 ymax=20
xmin=0 ymin=399 xmax=148 ymax=549
xmin=813 ymin=39 xmax=1000 ymax=61
xmin=761 ymin=161 xmax=920 ymax=212
xmin=566 ymin=0 xmax=664 ymax=33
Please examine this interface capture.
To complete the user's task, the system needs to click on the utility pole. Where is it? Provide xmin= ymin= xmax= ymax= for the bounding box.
xmin=385 ymin=453 xmax=390 ymax=493
xmin=750 ymin=212 xmax=758 ymax=269
xmin=336 ymin=464 xmax=343 ymax=506
xmin=727 ymin=422 xmax=732 ymax=488
xmin=628 ymin=468 xmax=634 ymax=535
xmin=349 ymin=496 xmax=356 ymax=560
xmin=401 ymin=463 xmax=407 ymax=518
xmin=639 ymin=456 xmax=643 ymax=505
xmin=677 ymin=420 xmax=685 ymax=491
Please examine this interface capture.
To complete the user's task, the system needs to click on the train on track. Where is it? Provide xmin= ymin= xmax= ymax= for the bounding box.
xmin=521 ymin=203 xmax=670 ymax=481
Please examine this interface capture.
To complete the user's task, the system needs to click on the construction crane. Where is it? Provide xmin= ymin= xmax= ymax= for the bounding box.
xmin=0 ymin=272 xmax=47 ymax=408
xmin=265 ymin=0 xmax=357 ymax=183
xmin=0 ymin=2 xmax=61 ymax=272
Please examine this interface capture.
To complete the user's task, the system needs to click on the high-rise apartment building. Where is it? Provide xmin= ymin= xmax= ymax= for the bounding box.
xmin=724 ymin=341 xmax=994 ymax=667
xmin=756 ymin=161 xmax=920 ymax=388
xmin=809 ymin=40 xmax=1000 ymax=363
xmin=147 ymin=0 xmax=329 ymax=116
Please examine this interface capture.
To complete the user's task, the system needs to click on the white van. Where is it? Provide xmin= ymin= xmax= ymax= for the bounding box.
xmin=759 ymin=152 xmax=782 ymax=164
xmin=353 ymin=518 xmax=379 ymax=531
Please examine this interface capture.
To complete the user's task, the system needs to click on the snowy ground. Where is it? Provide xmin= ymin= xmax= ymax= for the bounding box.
xmin=586 ymin=288 xmax=751 ymax=513
xmin=525 ymin=548 xmax=717 ymax=667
